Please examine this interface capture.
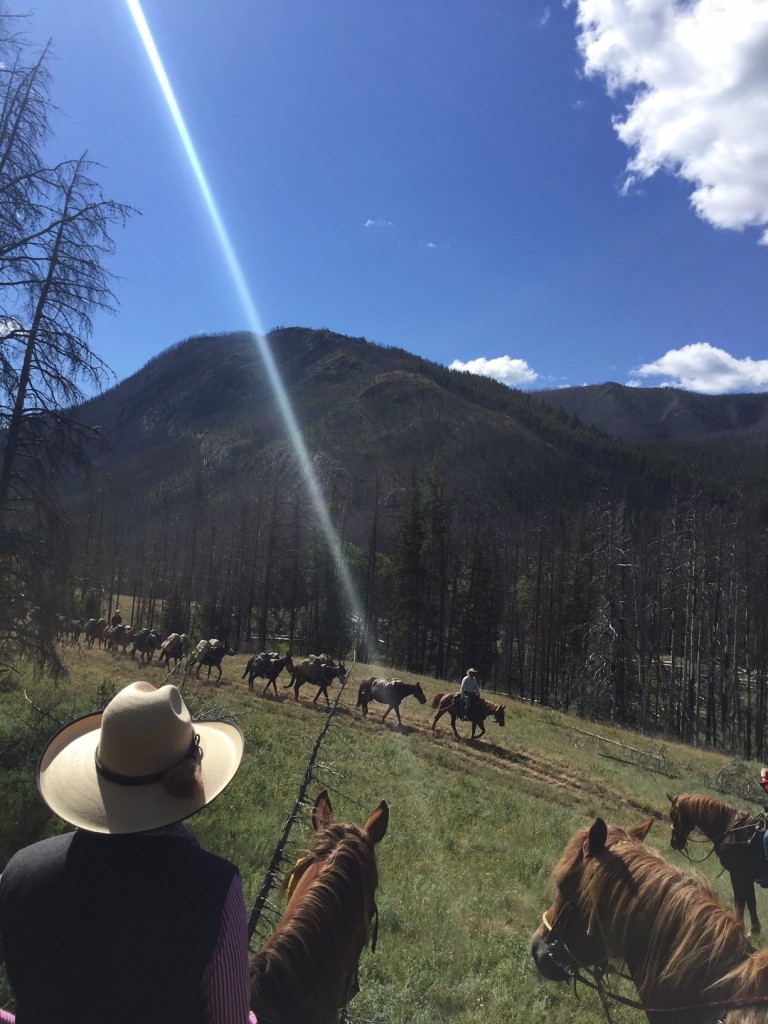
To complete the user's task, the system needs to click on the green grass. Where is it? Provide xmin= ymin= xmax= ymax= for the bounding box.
xmin=1 ymin=647 xmax=765 ymax=1022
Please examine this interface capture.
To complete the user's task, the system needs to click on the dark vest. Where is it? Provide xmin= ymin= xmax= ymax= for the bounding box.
xmin=0 ymin=829 xmax=237 ymax=1024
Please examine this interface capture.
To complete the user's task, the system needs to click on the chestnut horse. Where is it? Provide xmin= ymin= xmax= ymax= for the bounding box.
xmin=532 ymin=816 xmax=768 ymax=1022
xmin=250 ymin=790 xmax=389 ymax=1024
xmin=431 ymin=691 xmax=505 ymax=738
xmin=668 ymin=792 xmax=767 ymax=937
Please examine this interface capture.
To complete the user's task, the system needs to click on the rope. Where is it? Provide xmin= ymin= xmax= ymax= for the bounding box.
xmin=571 ymin=967 xmax=768 ymax=1017
xmin=542 ymin=903 xmax=768 ymax=1018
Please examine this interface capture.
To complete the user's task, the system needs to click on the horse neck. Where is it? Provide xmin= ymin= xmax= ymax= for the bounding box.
xmin=253 ymin=833 xmax=376 ymax=1021
xmin=682 ymin=796 xmax=738 ymax=841
xmin=588 ymin=842 xmax=751 ymax=1013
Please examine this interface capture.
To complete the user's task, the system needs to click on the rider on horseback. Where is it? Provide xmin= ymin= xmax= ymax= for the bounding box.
xmin=460 ymin=668 xmax=479 ymax=720
xmin=758 ymin=767 xmax=768 ymax=886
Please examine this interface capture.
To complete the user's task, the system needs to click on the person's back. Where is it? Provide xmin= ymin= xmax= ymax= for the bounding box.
xmin=0 ymin=680 xmax=251 ymax=1024
xmin=1 ymin=830 xmax=235 ymax=1024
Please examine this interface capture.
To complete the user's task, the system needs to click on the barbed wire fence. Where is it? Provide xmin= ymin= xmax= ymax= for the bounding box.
xmin=243 ymin=655 xmax=399 ymax=1024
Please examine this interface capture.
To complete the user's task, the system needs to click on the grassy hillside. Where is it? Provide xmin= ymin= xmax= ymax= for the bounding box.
xmin=2 ymin=647 xmax=766 ymax=1022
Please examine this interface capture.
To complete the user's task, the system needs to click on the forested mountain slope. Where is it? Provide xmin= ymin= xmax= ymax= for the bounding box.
xmin=60 ymin=328 xmax=768 ymax=761
xmin=532 ymin=381 xmax=768 ymax=444
xmin=72 ymin=328 xmax=686 ymax=544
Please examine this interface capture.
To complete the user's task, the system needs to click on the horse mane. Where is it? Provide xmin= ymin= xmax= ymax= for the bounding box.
xmin=714 ymin=949 xmax=768 ymax=1023
xmin=554 ymin=824 xmax=753 ymax=1005
xmin=250 ymin=823 xmax=378 ymax=1021
xmin=675 ymin=793 xmax=747 ymax=836
xmin=480 ymin=697 xmax=503 ymax=713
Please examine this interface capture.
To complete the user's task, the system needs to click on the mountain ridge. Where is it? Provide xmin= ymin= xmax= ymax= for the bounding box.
xmin=67 ymin=328 xmax=767 ymax=551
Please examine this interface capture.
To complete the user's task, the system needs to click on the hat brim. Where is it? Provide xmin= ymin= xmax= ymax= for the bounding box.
xmin=37 ymin=712 xmax=244 ymax=835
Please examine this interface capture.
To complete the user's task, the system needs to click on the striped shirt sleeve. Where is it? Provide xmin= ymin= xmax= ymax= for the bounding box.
xmin=0 ymin=885 xmax=12 ymax=1024
xmin=201 ymin=873 xmax=253 ymax=1024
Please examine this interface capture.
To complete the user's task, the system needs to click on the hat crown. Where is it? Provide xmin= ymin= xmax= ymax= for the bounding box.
xmin=97 ymin=682 xmax=193 ymax=779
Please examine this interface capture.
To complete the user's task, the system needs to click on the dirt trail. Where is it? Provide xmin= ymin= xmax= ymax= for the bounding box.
xmin=327 ymin=682 xmax=659 ymax=823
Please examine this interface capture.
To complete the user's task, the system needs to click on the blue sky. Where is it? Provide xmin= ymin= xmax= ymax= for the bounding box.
xmin=17 ymin=0 xmax=768 ymax=394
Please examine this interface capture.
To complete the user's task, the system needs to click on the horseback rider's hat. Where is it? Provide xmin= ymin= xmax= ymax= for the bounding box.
xmin=467 ymin=667 xmax=477 ymax=675
xmin=37 ymin=681 xmax=244 ymax=835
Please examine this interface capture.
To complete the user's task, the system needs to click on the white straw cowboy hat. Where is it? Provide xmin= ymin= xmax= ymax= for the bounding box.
xmin=37 ymin=681 xmax=244 ymax=835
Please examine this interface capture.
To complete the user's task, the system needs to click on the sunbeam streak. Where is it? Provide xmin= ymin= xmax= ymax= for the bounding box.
xmin=125 ymin=0 xmax=364 ymax=635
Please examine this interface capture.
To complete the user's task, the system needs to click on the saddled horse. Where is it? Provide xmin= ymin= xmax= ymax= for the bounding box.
xmin=185 ymin=639 xmax=227 ymax=685
xmin=532 ymin=815 xmax=768 ymax=1022
xmin=668 ymin=792 xmax=767 ymax=937
xmin=356 ymin=678 xmax=426 ymax=726
xmin=84 ymin=618 xmax=108 ymax=649
xmin=59 ymin=618 xmax=85 ymax=645
xmin=242 ymin=652 xmax=295 ymax=695
xmin=104 ymin=624 xmax=137 ymax=657
xmin=431 ymin=692 xmax=505 ymax=738
xmin=287 ymin=657 xmax=347 ymax=705
xmin=157 ymin=632 xmax=190 ymax=669
xmin=250 ymin=789 xmax=389 ymax=1024
xmin=129 ymin=628 xmax=162 ymax=663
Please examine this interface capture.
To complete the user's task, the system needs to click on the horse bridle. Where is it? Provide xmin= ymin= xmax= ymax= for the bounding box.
xmin=540 ymin=899 xmax=607 ymax=976
xmin=541 ymin=896 xmax=768 ymax=1023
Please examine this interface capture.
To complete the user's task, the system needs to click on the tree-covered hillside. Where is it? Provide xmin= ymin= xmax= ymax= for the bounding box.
xmin=61 ymin=328 xmax=768 ymax=759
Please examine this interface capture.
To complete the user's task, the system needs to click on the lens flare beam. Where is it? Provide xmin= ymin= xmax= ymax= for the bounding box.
xmin=126 ymin=0 xmax=364 ymax=633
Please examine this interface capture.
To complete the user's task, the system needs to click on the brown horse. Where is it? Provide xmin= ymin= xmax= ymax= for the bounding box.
xmin=84 ymin=618 xmax=108 ymax=649
xmin=242 ymin=652 xmax=295 ymax=695
xmin=104 ymin=624 xmax=137 ymax=656
xmin=182 ymin=639 xmax=227 ymax=684
xmin=431 ymin=692 xmax=505 ymax=738
xmin=531 ymin=816 xmax=768 ymax=1023
xmin=356 ymin=678 xmax=427 ymax=725
xmin=287 ymin=657 xmax=347 ymax=704
xmin=668 ymin=792 xmax=766 ymax=937
xmin=129 ymin=628 xmax=162 ymax=663
xmin=250 ymin=789 xmax=389 ymax=1024
xmin=157 ymin=632 xmax=190 ymax=669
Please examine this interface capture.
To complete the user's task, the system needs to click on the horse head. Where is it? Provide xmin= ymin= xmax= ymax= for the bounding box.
xmin=667 ymin=793 xmax=694 ymax=852
xmin=494 ymin=704 xmax=506 ymax=726
xmin=252 ymin=790 xmax=389 ymax=1023
xmin=531 ymin=816 xmax=653 ymax=982
xmin=412 ymin=682 xmax=427 ymax=705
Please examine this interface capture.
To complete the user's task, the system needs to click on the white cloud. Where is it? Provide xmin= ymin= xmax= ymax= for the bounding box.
xmin=449 ymin=355 xmax=539 ymax=387
xmin=629 ymin=342 xmax=768 ymax=393
xmin=363 ymin=218 xmax=393 ymax=228
xmin=574 ymin=0 xmax=768 ymax=242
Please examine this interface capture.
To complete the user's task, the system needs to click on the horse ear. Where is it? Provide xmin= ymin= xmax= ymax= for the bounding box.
xmin=628 ymin=817 xmax=654 ymax=842
xmin=585 ymin=817 xmax=608 ymax=857
xmin=365 ymin=800 xmax=389 ymax=845
xmin=312 ymin=790 xmax=333 ymax=833
xmin=666 ymin=792 xmax=676 ymax=804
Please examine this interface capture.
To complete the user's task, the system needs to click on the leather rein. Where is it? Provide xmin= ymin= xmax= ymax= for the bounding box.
xmin=540 ymin=905 xmax=768 ymax=1021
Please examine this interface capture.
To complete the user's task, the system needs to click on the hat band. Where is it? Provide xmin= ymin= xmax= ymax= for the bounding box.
xmin=94 ymin=734 xmax=200 ymax=786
